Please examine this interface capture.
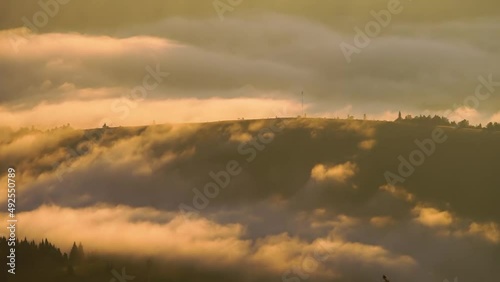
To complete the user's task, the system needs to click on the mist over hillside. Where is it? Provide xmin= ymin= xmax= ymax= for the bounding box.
xmin=2 ymin=0 xmax=500 ymax=280
xmin=1 ymin=118 xmax=499 ymax=282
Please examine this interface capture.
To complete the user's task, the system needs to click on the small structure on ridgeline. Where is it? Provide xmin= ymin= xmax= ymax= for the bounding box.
xmin=396 ymin=111 xmax=403 ymax=121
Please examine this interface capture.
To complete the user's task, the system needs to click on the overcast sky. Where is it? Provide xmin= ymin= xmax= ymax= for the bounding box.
xmin=1 ymin=0 xmax=500 ymax=128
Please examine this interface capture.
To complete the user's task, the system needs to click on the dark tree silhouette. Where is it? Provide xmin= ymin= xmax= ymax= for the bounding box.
xmin=78 ymin=242 xmax=85 ymax=261
xmin=69 ymin=242 xmax=85 ymax=264
xmin=458 ymin=119 xmax=470 ymax=128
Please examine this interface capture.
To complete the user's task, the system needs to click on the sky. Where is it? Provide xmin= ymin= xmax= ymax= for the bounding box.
xmin=1 ymin=0 xmax=500 ymax=128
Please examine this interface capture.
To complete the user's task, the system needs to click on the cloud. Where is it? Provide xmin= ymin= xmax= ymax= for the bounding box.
xmin=1 ymin=205 xmax=251 ymax=266
xmin=311 ymin=162 xmax=358 ymax=183
xmin=0 ymin=204 xmax=419 ymax=281
xmin=2 ymin=0 xmax=500 ymax=33
xmin=0 ymin=98 xmax=302 ymax=129
xmin=2 ymin=13 xmax=500 ymax=128
xmin=358 ymin=139 xmax=376 ymax=150
xmin=412 ymin=205 xmax=454 ymax=228
xmin=379 ymin=184 xmax=416 ymax=203
xmin=467 ymin=222 xmax=500 ymax=244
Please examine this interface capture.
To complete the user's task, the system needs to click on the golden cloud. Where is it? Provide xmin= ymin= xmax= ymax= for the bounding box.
xmin=311 ymin=162 xmax=358 ymax=183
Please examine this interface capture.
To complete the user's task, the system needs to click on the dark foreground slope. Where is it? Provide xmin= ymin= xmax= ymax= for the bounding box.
xmin=0 ymin=118 xmax=499 ymax=282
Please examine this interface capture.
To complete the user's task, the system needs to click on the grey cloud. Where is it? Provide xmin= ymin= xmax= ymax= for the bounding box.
xmin=2 ymin=14 xmax=500 ymax=118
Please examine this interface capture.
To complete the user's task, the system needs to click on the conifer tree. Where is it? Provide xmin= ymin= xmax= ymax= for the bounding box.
xmin=69 ymin=242 xmax=79 ymax=264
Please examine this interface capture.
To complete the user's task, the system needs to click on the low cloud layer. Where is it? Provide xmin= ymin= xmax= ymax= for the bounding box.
xmin=1 ymin=204 xmax=420 ymax=281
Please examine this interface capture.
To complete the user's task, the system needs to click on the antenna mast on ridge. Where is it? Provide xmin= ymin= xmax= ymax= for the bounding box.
xmin=301 ymin=91 xmax=304 ymax=117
